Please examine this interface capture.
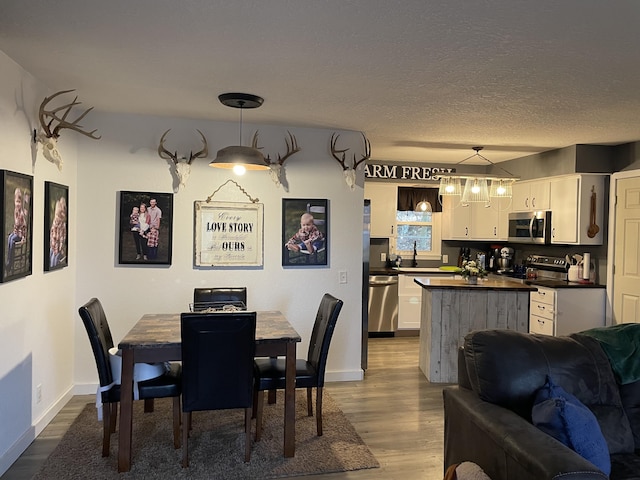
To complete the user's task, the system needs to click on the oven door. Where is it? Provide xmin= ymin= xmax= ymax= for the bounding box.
xmin=508 ymin=211 xmax=551 ymax=244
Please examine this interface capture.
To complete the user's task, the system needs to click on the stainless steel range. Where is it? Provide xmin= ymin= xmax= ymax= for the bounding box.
xmin=496 ymin=254 xmax=569 ymax=287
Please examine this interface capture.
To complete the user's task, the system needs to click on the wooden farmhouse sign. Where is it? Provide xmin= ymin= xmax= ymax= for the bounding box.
xmin=194 ymin=201 xmax=264 ymax=267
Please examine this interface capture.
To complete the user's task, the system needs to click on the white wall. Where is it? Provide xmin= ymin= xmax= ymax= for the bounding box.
xmin=73 ymin=112 xmax=365 ymax=390
xmin=0 ymin=51 xmax=78 ymax=474
xmin=0 ymin=50 xmax=365 ymax=475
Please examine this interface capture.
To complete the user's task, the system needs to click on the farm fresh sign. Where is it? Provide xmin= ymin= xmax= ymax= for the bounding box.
xmin=364 ymin=163 xmax=455 ymax=181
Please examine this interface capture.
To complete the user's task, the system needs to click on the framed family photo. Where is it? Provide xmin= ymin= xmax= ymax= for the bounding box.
xmin=44 ymin=182 xmax=69 ymax=271
xmin=118 ymin=191 xmax=173 ymax=265
xmin=194 ymin=201 xmax=264 ymax=267
xmin=282 ymin=198 xmax=328 ymax=267
xmin=1 ymin=170 xmax=33 ymax=283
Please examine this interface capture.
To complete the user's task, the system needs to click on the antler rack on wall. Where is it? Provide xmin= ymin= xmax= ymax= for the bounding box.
xmin=206 ymin=179 xmax=259 ymax=203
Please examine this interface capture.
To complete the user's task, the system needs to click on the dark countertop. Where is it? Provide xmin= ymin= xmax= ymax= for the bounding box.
xmin=413 ymin=277 xmax=537 ymax=291
xmin=369 ymin=267 xmax=458 ymax=276
xmin=525 ymin=279 xmax=606 ymax=289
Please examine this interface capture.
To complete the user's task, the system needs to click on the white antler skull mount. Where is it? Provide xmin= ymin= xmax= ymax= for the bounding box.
xmin=36 ymin=89 xmax=101 ymax=171
xmin=330 ymin=132 xmax=371 ymax=190
xmin=157 ymin=129 xmax=208 ymax=193
xmin=253 ymin=130 xmax=301 ymax=191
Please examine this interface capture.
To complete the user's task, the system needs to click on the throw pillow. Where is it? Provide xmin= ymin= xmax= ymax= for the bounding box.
xmin=532 ymin=375 xmax=611 ymax=475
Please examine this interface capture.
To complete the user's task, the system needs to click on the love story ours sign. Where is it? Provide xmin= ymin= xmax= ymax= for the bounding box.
xmin=194 ymin=201 xmax=264 ymax=267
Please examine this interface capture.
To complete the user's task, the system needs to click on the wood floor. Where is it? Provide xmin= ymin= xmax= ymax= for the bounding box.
xmin=1 ymin=337 xmax=448 ymax=480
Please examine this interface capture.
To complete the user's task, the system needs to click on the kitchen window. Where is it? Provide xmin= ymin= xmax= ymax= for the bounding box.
xmin=395 ymin=187 xmax=442 ymax=260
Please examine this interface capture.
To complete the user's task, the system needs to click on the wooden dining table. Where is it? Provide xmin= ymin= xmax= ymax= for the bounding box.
xmin=117 ymin=310 xmax=301 ymax=472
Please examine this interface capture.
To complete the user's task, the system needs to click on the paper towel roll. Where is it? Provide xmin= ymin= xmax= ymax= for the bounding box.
xmin=582 ymin=253 xmax=591 ymax=279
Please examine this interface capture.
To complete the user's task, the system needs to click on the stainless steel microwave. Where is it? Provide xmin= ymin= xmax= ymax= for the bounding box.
xmin=507 ymin=211 xmax=552 ymax=244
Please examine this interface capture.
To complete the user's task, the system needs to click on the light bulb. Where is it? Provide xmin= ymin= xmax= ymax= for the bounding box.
xmin=445 ymin=184 xmax=454 ymax=193
xmin=233 ymin=164 xmax=246 ymax=175
xmin=471 ymin=182 xmax=480 ymax=194
xmin=496 ymin=185 xmax=506 ymax=195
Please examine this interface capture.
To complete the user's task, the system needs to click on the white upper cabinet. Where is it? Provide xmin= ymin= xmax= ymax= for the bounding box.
xmin=549 ymin=174 xmax=606 ymax=245
xmin=365 ymin=182 xmax=397 ymax=237
xmin=512 ymin=179 xmax=550 ymax=212
xmin=442 ymin=196 xmax=510 ymax=241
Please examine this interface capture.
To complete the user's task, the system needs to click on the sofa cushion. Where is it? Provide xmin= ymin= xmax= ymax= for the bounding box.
xmin=532 ymin=375 xmax=611 ymax=475
xmin=464 ymin=329 xmax=635 ymax=454
xmin=619 ymin=380 xmax=640 ymax=450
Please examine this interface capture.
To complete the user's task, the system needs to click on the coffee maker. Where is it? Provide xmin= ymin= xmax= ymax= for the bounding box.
xmin=488 ymin=246 xmax=502 ymax=271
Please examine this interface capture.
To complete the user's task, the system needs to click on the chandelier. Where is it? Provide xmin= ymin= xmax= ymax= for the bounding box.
xmin=438 ymin=147 xmax=517 ymax=204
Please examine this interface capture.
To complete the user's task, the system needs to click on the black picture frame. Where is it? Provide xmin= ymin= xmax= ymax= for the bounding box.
xmin=282 ymin=198 xmax=328 ymax=266
xmin=1 ymin=170 xmax=33 ymax=283
xmin=44 ymin=182 xmax=69 ymax=272
xmin=118 ymin=191 xmax=173 ymax=265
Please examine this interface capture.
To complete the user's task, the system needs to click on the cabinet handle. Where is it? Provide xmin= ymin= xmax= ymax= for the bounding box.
xmin=538 ymin=319 xmax=545 ymax=325
xmin=537 ymin=305 xmax=546 ymax=311
xmin=532 ymin=197 xmax=536 ymax=208
xmin=391 ymin=226 xmax=394 ymax=235
xmin=465 ymin=227 xmax=468 ymax=236
xmin=525 ymin=198 xmax=529 ymax=208
xmin=493 ymin=226 xmax=497 ymax=236
xmin=538 ymin=292 xmax=546 ymax=296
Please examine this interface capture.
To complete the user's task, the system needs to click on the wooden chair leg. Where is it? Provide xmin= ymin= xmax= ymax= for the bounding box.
xmin=102 ymin=403 xmax=111 ymax=457
xmin=307 ymin=387 xmax=313 ymax=416
xmin=172 ymin=396 xmax=181 ymax=448
xmin=244 ymin=407 xmax=252 ymax=462
xmin=144 ymin=398 xmax=154 ymax=412
xmin=316 ymin=386 xmax=323 ymax=436
xmin=181 ymin=412 xmax=190 ymax=468
xmin=255 ymin=390 xmax=264 ymax=441
xmin=268 ymin=389 xmax=277 ymax=404
xmin=109 ymin=402 xmax=118 ymax=434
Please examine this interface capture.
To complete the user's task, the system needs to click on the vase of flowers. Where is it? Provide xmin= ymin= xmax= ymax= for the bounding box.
xmin=460 ymin=260 xmax=487 ymax=284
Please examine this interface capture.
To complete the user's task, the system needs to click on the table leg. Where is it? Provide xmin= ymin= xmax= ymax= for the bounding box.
xmin=284 ymin=342 xmax=296 ymax=457
xmin=118 ymin=349 xmax=134 ymax=472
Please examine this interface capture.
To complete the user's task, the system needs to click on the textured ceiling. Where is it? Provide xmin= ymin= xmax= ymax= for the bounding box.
xmin=1 ymin=0 xmax=640 ymax=164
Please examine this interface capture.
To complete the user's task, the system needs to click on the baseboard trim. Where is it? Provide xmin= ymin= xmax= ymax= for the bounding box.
xmin=0 ymin=385 xmax=74 ymax=477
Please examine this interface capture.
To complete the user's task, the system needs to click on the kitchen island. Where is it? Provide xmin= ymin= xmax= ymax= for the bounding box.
xmin=414 ymin=277 xmax=537 ymax=383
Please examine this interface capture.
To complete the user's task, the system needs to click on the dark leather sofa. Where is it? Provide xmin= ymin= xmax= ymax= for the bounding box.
xmin=443 ymin=329 xmax=640 ymax=480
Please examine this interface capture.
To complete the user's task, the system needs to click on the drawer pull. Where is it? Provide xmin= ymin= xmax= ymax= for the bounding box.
xmin=538 ymin=319 xmax=545 ymax=325
xmin=537 ymin=305 xmax=546 ymax=311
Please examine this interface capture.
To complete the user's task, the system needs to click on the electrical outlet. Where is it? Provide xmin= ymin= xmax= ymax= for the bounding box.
xmin=339 ymin=270 xmax=348 ymax=284
xmin=442 ymin=254 xmax=449 ymax=263
xmin=380 ymin=253 xmax=386 ymax=262
xmin=36 ymin=384 xmax=42 ymax=404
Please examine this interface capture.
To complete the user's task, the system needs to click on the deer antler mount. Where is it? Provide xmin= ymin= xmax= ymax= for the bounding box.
xmin=36 ymin=89 xmax=100 ymax=171
xmin=158 ymin=129 xmax=209 ymax=193
xmin=330 ymin=132 xmax=370 ymax=190
xmin=253 ymin=130 xmax=301 ymax=191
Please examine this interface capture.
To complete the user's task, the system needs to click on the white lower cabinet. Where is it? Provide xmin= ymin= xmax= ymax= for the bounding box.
xmin=529 ymin=286 xmax=606 ymax=336
xmin=398 ymin=274 xmax=454 ymax=329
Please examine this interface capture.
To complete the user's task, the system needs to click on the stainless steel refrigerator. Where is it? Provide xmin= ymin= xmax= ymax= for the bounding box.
xmin=361 ymin=199 xmax=370 ymax=371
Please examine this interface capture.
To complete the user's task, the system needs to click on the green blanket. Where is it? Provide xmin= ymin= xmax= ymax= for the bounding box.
xmin=581 ymin=323 xmax=640 ymax=385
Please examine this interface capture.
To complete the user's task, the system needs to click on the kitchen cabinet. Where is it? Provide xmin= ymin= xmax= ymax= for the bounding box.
xmin=529 ymin=286 xmax=605 ymax=336
xmin=549 ymin=174 xmax=606 ymax=245
xmin=364 ymin=182 xmax=397 ymax=237
xmin=397 ymin=273 xmax=455 ymax=330
xmin=442 ymin=196 xmax=510 ymax=241
xmin=512 ymin=179 xmax=550 ymax=212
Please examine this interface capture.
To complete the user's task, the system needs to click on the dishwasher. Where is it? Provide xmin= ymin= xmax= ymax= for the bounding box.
xmin=368 ymin=275 xmax=398 ymax=336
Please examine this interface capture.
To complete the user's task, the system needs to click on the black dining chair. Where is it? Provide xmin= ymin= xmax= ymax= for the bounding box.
xmin=180 ymin=311 xmax=257 ymax=466
xmin=192 ymin=287 xmax=247 ymax=311
xmin=78 ymin=297 xmax=182 ymax=457
xmin=254 ymin=293 xmax=343 ymax=440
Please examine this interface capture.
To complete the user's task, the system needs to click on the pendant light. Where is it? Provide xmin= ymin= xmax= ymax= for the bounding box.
xmin=209 ymin=93 xmax=270 ymax=174
xmin=415 ymin=199 xmax=433 ymax=213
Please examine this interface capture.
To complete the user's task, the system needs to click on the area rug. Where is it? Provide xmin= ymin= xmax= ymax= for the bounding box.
xmin=33 ymin=392 xmax=379 ymax=479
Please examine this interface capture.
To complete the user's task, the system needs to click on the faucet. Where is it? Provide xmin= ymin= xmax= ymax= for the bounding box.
xmin=412 ymin=241 xmax=418 ymax=267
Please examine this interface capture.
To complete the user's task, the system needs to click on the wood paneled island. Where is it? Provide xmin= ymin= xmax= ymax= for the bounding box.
xmin=414 ymin=277 xmax=537 ymax=383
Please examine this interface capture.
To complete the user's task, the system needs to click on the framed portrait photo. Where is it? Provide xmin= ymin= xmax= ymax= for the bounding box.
xmin=282 ymin=198 xmax=328 ymax=267
xmin=44 ymin=182 xmax=69 ymax=271
xmin=1 ymin=170 xmax=33 ymax=283
xmin=118 ymin=191 xmax=173 ymax=265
